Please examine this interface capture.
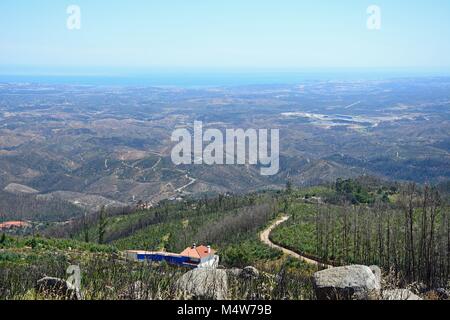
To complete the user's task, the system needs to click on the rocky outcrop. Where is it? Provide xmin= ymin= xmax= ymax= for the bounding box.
xmin=313 ymin=265 xmax=381 ymax=300
xmin=382 ymin=289 xmax=422 ymax=300
xmin=35 ymin=277 xmax=82 ymax=300
xmin=241 ymin=266 xmax=260 ymax=279
xmin=369 ymin=265 xmax=381 ymax=286
xmin=312 ymin=264 xmax=430 ymax=300
xmin=226 ymin=266 xmax=260 ymax=280
xmin=434 ymin=288 xmax=450 ymax=300
xmin=227 ymin=268 xmax=244 ymax=277
xmin=176 ymin=269 xmax=228 ymax=300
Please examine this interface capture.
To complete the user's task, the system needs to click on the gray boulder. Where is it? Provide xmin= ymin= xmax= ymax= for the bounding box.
xmin=369 ymin=265 xmax=382 ymax=285
xmin=227 ymin=268 xmax=244 ymax=277
xmin=313 ymin=265 xmax=381 ymax=300
xmin=435 ymin=288 xmax=449 ymax=300
xmin=241 ymin=266 xmax=260 ymax=279
xmin=382 ymin=289 xmax=422 ymax=300
xmin=35 ymin=277 xmax=82 ymax=300
xmin=226 ymin=266 xmax=260 ymax=280
xmin=176 ymin=269 xmax=228 ymax=300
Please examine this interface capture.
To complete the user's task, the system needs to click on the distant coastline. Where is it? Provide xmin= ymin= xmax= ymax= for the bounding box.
xmin=1 ymin=68 xmax=449 ymax=87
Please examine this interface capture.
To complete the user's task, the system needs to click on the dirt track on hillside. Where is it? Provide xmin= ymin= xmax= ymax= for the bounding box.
xmin=260 ymin=216 xmax=333 ymax=269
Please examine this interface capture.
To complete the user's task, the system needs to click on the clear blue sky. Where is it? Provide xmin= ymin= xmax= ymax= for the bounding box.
xmin=1 ymin=0 xmax=450 ymax=73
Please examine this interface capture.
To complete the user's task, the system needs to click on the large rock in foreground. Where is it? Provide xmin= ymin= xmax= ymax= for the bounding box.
xmin=35 ymin=277 xmax=82 ymax=300
xmin=313 ymin=265 xmax=381 ymax=300
xmin=176 ymin=269 xmax=228 ymax=300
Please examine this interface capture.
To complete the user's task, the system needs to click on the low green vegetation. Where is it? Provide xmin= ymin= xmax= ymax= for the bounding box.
xmin=2 ymin=177 xmax=448 ymax=300
xmin=271 ymin=203 xmax=317 ymax=256
xmin=45 ymin=192 xmax=285 ymax=267
xmin=0 ymin=224 xmax=312 ymax=300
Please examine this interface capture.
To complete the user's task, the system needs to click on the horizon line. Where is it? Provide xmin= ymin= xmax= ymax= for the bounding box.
xmin=1 ymin=66 xmax=450 ymax=77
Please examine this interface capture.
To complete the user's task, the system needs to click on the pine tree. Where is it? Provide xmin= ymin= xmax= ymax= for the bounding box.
xmin=286 ymin=179 xmax=293 ymax=194
xmin=83 ymin=212 xmax=89 ymax=243
xmin=98 ymin=206 xmax=108 ymax=244
xmin=0 ymin=233 xmax=6 ymax=245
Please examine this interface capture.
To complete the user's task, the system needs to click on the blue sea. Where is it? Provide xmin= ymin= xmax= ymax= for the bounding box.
xmin=0 ymin=68 xmax=449 ymax=87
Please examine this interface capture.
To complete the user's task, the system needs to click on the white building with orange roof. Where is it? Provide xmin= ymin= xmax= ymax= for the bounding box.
xmin=179 ymin=244 xmax=219 ymax=269
xmin=0 ymin=221 xmax=31 ymax=230
xmin=126 ymin=243 xmax=219 ymax=269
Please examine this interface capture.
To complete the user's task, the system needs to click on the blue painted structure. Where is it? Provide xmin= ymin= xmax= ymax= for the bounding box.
xmin=135 ymin=252 xmax=199 ymax=267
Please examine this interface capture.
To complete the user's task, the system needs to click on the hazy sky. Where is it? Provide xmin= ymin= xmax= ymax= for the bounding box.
xmin=1 ymin=0 xmax=450 ymax=73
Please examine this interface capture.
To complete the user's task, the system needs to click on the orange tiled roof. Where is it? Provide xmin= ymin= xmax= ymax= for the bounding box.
xmin=180 ymin=245 xmax=216 ymax=259
xmin=0 ymin=221 xmax=31 ymax=229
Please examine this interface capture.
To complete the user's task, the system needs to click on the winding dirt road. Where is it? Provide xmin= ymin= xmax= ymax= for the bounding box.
xmin=260 ymin=216 xmax=333 ymax=269
xmin=174 ymin=175 xmax=197 ymax=193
